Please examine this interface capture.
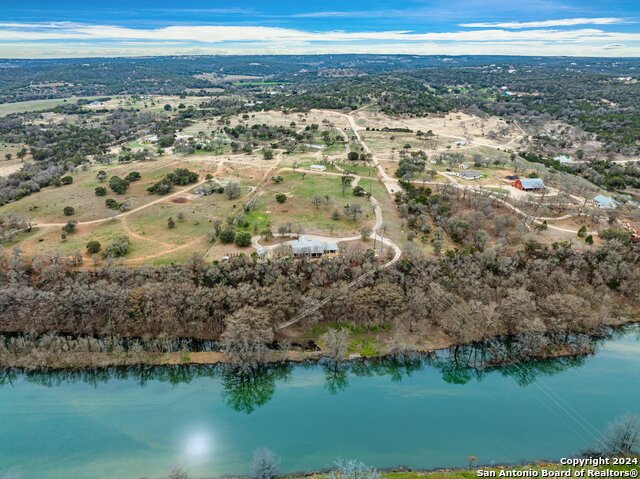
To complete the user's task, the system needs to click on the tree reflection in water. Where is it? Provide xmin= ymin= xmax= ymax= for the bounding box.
xmin=221 ymin=362 xmax=292 ymax=414
xmin=322 ymin=360 xmax=349 ymax=394
xmin=1 ymin=328 xmax=634 ymax=413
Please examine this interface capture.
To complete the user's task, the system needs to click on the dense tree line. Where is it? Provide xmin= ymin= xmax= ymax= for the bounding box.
xmin=0 ymin=241 xmax=637 ymax=358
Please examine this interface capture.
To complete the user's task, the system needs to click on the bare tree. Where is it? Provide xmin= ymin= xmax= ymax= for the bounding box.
xmin=320 ymin=329 xmax=350 ymax=360
xmin=328 ymin=459 xmax=381 ymax=479
xmin=599 ymin=414 xmax=640 ymax=455
xmin=168 ymin=466 xmax=188 ymax=479
xmin=221 ymin=307 xmax=274 ymax=369
xmin=224 ymin=181 xmax=242 ymax=200
xmin=251 ymin=448 xmax=280 ymax=479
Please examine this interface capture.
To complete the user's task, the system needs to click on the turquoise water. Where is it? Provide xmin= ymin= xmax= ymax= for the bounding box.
xmin=0 ymin=330 xmax=639 ymax=479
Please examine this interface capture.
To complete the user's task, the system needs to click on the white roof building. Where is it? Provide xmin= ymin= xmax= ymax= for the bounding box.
xmin=458 ymin=170 xmax=482 ymax=180
xmin=290 ymin=236 xmax=338 ymax=257
xmin=592 ymin=195 xmax=620 ymax=209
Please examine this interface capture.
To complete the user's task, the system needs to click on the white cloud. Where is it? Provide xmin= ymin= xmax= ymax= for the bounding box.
xmin=1 ymin=22 xmax=639 ymax=43
xmin=460 ymin=17 xmax=626 ymax=29
xmin=0 ymin=21 xmax=639 ymax=58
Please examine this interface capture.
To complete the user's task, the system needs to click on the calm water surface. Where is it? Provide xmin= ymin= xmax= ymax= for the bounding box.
xmin=0 ymin=329 xmax=639 ymax=479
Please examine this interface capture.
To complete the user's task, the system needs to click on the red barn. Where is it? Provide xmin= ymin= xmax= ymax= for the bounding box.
xmin=514 ymin=178 xmax=545 ymax=191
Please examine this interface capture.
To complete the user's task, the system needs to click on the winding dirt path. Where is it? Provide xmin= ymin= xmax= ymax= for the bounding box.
xmin=35 ymin=179 xmax=208 ymax=228
xmin=202 ymin=152 xmax=286 ymax=261
xmin=349 ymin=112 xmax=595 ymax=237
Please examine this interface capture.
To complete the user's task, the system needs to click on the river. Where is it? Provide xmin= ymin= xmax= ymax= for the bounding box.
xmin=0 ymin=328 xmax=639 ymax=479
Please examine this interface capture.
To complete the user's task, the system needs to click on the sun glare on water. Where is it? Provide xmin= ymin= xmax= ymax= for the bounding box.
xmin=184 ymin=431 xmax=211 ymax=458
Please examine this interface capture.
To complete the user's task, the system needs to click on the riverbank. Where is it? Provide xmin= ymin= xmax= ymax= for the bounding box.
xmin=287 ymin=460 xmax=640 ymax=479
xmin=0 ymin=316 xmax=640 ymax=371
xmin=2 ymin=322 xmax=636 ymax=371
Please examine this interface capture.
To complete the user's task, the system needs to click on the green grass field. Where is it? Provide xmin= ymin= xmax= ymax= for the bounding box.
xmin=254 ymin=171 xmax=375 ymax=235
xmin=0 ymin=96 xmax=107 ymax=117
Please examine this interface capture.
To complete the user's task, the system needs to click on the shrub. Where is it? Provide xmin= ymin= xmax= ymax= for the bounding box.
xmin=352 ymin=185 xmax=366 ymax=197
xmin=61 ymin=220 xmax=77 ymax=234
xmin=109 ymin=176 xmax=129 ymax=194
xmin=86 ymin=240 xmax=101 ymax=254
xmin=102 ymin=235 xmax=130 ymax=258
xmin=63 ymin=206 xmax=75 ymax=216
xmin=168 ymin=168 xmax=199 ymax=186
xmin=577 ymin=225 xmax=588 ymax=238
xmin=219 ymin=228 xmax=236 ymax=244
xmin=95 ymin=186 xmax=107 ymax=196
xmin=125 ymin=171 xmax=141 ymax=182
xmin=158 ymin=134 xmax=176 ymax=147
xmin=105 ymin=198 xmax=120 ymax=209
xmin=147 ymin=168 xmax=198 ymax=195
xmin=235 ymin=231 xmax=252 ymax=247
xmin=599 ymin=228 xmax=631 ymax=243
xmin=275 ymin=193 xmax=287 ymax=204
xmin=147 ymin=179 xmax=173 ymax=195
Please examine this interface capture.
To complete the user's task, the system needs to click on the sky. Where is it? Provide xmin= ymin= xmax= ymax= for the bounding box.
xmin=0 ymin=0 xmax=639 ymax=58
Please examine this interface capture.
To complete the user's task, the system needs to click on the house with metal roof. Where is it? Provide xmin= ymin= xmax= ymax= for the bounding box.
xmin=514 ymin=178 xmax=545 ymax=191
xmin=457 ymin=170 xmax=482 ymax=180
xmin=290 ymin=236 xmax=338 ymax=257
xmin=592 ymin=194 xmax=620 ymax=209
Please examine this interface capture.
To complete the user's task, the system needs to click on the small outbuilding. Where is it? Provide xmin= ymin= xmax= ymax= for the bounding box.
xmin=458 ymin=170 xmax=482 ymax=180
xmin=592 ymin=195 xmax=620 ymax=209
xmin=514 ymin=178 xmax=545 ymax=191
